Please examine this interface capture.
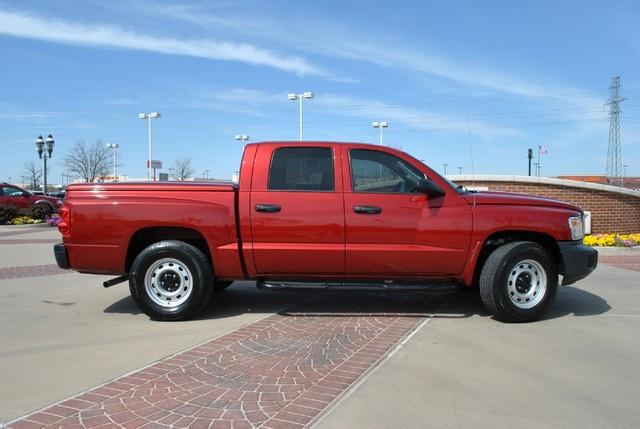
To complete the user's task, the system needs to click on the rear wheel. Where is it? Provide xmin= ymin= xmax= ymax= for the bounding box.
xmin=479 ymin=241 xmax=557 ymax=323
xmin=129 ymin=240 xmax=213 ymax=321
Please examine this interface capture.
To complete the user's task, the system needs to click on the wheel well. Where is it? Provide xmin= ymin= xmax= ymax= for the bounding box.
xmin=125 ymin=227 xmax=212 ymax=273
xmin=472 ymin=231 xmax=560 ymax=286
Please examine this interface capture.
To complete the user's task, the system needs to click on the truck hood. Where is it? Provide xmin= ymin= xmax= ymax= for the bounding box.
xmin=464 ymin=191 xmax=581 ymax=212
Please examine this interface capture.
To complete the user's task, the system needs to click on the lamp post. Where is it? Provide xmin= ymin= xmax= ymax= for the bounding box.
xmin=138 ymin=112 xmax=161 ymax=181
xmin=235 ymin=134 xmax=250 ymax=149
xmin=288 ymin=92 xmax=313 ymax=140
xmin=106 ymin=143 xmax=119 ymax=181
xmin=35 ymin=134 xmax=54 ymax=193
xmin=372 ymin=121 xmax=389 ymax=145
xmin=204 ymin=170 xmax=210 ymax=181
xmin=443 ymin=163 xmax=448 ymax=175
xmin=458 ymin=166 xmax=463 ymax=175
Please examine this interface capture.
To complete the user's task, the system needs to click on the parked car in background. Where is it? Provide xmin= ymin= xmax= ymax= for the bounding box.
xmin=0 ymin=183 xmax=60 ymax=216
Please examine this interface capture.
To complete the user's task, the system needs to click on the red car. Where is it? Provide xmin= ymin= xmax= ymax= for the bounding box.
xmin=54 ymin=142 xmax=597 ymax=322
xmin=0 ymin=183 xmax=60 ymax=216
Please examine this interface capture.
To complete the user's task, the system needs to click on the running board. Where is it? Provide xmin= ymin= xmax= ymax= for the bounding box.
xmin=256 ymin=279 xmax=459 ymax=294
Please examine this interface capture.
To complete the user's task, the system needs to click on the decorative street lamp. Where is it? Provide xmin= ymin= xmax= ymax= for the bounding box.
xmin=288 ymin=92 xmax=313 ymax=141
xmin=372 ymin=121 xmax=389 ymax=145
xmin=138 ymin=112 xmax=161 ymax=181
xmin=106 ymin=143 xmax=119 ymax=181
xmin=35 ymin=134 xmax=54 ymax=192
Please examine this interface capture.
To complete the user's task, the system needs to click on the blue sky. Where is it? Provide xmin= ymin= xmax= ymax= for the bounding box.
xmin=1 ymin=0 xmax=639 ymax=183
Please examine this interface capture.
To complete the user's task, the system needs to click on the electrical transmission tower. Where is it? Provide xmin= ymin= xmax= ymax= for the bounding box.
xmin=605 ymin=76 xmax=626 ymax=185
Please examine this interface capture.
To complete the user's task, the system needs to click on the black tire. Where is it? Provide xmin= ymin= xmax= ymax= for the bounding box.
xmin=129 ymin=240 xmax=214 ymax=321
xmin=213 ymin=280 xmax=233 ymax=293
xmin=479 ymin=241 xmax=557 ymax=323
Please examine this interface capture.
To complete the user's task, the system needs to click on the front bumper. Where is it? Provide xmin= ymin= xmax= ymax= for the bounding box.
xmin=54 ymin=243 xmax=70 ymax=269
xmin=558 ymin=241 xmax=598 ymax=285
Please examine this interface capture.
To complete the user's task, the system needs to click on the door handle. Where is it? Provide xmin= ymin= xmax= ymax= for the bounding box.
xmin=354 ymin=205 xmax=382 ymax=214
xmin=255 ymin=204 xmax=281 ymax=213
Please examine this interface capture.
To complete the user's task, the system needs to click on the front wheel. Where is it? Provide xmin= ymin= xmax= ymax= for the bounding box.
xmin=479 ymin=241 xmax=557 ymax=323
xmin=129 ymin=240 xmax=214 ymax=321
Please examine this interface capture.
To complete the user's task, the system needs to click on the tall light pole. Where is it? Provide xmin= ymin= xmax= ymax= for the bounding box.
xmin=35 ymin=134 xmax=54 ymax=193
xmin=235 ymin=134 xmax=250 ymax=149
xmin=106 ymin=143 xmax=119 ymax=181
xmin=204 ymin=170 xmax=210 ymax=181
xmin=443 ymin=163 xmax=448 ymax=175
xmin=138 ymin=112 xmax=161 ymax=181
xmin=288 ymin=92 xmax=313 ymax=141
xmin=372 ymin=121 xmax=389 ymax=145
xmin=458 ymin=166 xmax=463 ymax=175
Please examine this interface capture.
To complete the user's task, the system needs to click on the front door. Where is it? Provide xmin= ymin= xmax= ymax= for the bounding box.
xmin=343 ymin=147 xmax=472 ymax=277
xmin=249 ymin=144 xmax=345 ymax=275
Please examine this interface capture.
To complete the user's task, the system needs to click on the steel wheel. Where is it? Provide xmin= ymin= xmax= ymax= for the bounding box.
xmin=144 ymin=258 xmax=194 ymax=308
xmin=507 ymin=259 xmax=547 ymax=309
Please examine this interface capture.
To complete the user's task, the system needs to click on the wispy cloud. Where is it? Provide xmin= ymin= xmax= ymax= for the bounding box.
xmin=315 ymin=94 xmax=520 ymax=139
xmin=0 ymin=8 xmax=328 ymax=77
xmin=188 ymin=88 xmax=518 ymax=138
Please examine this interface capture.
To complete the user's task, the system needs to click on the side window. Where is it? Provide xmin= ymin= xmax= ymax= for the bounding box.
xmin=1 ymin=186 xmax=18 ymax=196
xmin=268 ymin=147 xmax=334 ymax=191
xmin=350 ymin=149 xmax=424 ymax=193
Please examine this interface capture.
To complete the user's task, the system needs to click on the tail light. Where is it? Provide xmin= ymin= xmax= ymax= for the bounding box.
xmin=58 ymin=205 xmax=70 ymax=236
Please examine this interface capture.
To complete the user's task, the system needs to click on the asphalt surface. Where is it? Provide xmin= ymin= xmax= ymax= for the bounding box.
xmin=1 ymin=225 xmax=639 ymax=428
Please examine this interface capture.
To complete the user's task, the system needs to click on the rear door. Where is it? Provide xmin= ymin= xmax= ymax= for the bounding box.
xmin=249 ymin=144 xmax=345 ymax=275
xmin=343 ymin=146 xmax=472 ymax=276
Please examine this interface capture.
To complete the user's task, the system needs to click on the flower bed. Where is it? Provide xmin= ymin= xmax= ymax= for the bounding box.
xmin=583 ymin=233 xmax=640 ymax=247
xmin=8 ymin=216 xmax=43 ymax=225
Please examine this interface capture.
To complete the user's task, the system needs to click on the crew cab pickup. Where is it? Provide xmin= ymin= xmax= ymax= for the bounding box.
xmin=54 ymin=142 xmax=597 ymax=322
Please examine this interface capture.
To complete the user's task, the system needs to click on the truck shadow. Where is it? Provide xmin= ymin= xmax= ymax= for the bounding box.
xmin=104 ymin=282 xmax=610 ymax=322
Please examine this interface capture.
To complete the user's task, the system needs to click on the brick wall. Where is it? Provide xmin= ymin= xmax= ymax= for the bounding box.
xmin=455 ymin=179 xmax=640 ymax=234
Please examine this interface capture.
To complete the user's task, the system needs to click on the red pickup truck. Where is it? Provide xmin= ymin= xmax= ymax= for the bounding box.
xmin=54 ymin=142 xmax=597 ymax=322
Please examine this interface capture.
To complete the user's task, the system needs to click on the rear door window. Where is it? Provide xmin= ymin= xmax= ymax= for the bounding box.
xmin=268 ymin=147 xmax=334 ymax=191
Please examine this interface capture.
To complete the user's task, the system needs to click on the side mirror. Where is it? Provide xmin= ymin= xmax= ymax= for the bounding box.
xmin=417 ymin=178 xmax=445 ymax=198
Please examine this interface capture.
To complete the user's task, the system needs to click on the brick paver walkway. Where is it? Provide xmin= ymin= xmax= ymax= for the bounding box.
xmin=0 ymin=239 xmax=60 ymax=245
xmin=599 ymin=255 xmax=640 ymax=272
xmin=0 ymin=264 xmax=68 ymax=280
xmin=7 ymin=293 xmax=441 ymax=429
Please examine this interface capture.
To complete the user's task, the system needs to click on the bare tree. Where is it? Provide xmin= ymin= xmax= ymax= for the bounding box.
xmin=23 ymin=162 xmax=42 ymax=190
xmin=63 ymin=140 xmax=111 ymax=182
xmin=173 ymin=157 xmax=195 ymax=181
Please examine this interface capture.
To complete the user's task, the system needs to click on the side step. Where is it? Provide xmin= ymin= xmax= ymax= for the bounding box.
xmin=256 ymin=279 xmax=459 ymax=294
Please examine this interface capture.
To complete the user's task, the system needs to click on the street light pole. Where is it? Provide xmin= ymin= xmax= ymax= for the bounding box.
xmin=288 ymin=92 xmax=313 ymax=141
xmin=443 ymin=163 xmax=448 ymax=175
xmin=138 ymin=112 xmax=161 ymax=181
xmin=106 ymin=143 xmax=119 ymax=181
xmin=235 ymin=134 xmax=250 ymax=150
xmin=372 ymin=121 xmax=389 ymax=145
xmin=35 ymin=134 xmax=55 ymax=193
xmin=458 ymin=166 xmax=463 ymax=175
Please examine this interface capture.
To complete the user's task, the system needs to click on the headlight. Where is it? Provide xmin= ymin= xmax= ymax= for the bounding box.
xmin=568 ymin=215 xmax=584 ymax=240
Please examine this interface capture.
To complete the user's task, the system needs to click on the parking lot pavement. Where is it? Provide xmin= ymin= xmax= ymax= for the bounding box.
xmin=2 ymin=227 xmax=639 ymax=428
xmin=316 ymin=261 xmax=640 ymax=429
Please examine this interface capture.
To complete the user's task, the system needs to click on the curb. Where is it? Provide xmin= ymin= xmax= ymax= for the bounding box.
xmin=594 ymin=246 xmax=640 ymax=256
